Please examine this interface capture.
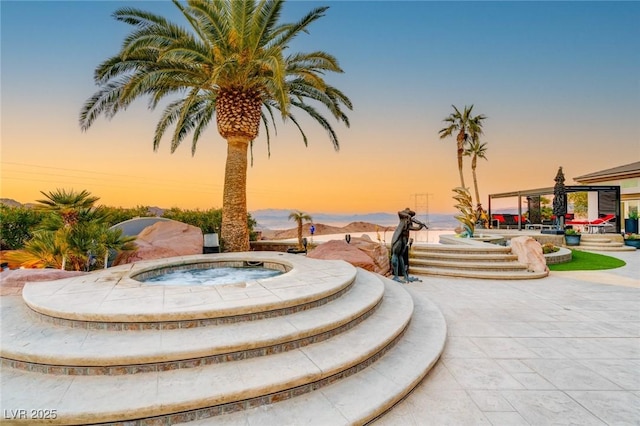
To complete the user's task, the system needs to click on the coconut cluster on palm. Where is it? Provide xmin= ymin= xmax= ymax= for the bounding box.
xmin=80 ymin=0 xmax=352 ymax=252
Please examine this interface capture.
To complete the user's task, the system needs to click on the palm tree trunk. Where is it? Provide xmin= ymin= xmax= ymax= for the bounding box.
xmin=456 ymin=130 xmax=466 ymax=188
xmin=472 ymin=157 xmax=481 ymax=208
xmin=297 ymin=220 xmax=303 ymax=248
xmin=221 ymin=136 xmax=250 ymax=252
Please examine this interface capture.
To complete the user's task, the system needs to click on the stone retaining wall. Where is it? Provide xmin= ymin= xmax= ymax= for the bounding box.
xmin=544 ymin=247 xmax=572 ymax=264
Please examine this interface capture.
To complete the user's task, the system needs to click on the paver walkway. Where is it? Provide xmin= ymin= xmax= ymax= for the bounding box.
xmin=374 ymin=250 xmax=640 ymax=426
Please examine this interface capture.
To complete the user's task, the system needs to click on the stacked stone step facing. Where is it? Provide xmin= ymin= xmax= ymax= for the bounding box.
xmin=1 ymin=268 xmax=446 ymax=425
xmin=408 ymin=244 xmax=548 ymax=279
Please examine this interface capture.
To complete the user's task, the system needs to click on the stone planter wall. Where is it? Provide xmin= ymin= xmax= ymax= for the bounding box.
xmin=544 ymin=247 xmax=572 ymax=264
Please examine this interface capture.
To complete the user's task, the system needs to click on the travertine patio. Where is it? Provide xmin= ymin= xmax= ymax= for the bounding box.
xmin=375 ymin=249 xmax=639 ymax=425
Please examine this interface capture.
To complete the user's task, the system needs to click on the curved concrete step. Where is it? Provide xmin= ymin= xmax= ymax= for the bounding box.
xmin=179 ymin=282 xmax=447 ymax=425
xmin=576 ymin=235 xmax=636 ymax=251
xmin=0 ymin=270 xmax=385 ymax=370
xmin=410 ymin=258 xmax=528 ymax=272
xmin=579 ymin=240 xmax=624 ymax=247
xmin=580 ymin=237 xmax=614 ymax=243
xmin=412 ymin=251 xmax=518 ymax=262
xmin=408 ymin=244 xmax=547 ymax=279
xmin=411 ymin=244 xmax=511 ymax=254
xmin=575 ymin=245 xmax=636 ymax=252
xmin=0 ymin=272 xmax=416 ymax=425
xmin=409 ymin=265 xmax=548 ymax=280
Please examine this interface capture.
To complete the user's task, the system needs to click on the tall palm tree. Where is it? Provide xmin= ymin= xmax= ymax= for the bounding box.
xmin=464 ymin=138 xmax=488 ymax=209
xmin=438 ymin=105 xmax=486 ymax=189
xmin=79 ymin=0 xmax=352 ymax=252
xmin=288 ymin=210 xmax=312 ymax=249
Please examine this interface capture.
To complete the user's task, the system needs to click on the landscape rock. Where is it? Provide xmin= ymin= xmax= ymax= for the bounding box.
xmin=349 ymin=235 xmax=391 ymax=275
xmin=0 ymin=269 xmax=88 ymax=296
xmin=114 ymin=220 xmax=203 ymax=265
xmin=307 ymin=235 xmax=390 ymax=275
xmin=510 ymin=236 xmax=549 ymax=273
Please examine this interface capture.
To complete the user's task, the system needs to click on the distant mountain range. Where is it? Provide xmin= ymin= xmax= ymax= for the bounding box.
xmin=250 ymin=209 xmax=460 ymax=230
xmin=0 ymin=198 xmax=32 ymax=208
xmin=0 ymin=199 xmax=478 ymax=231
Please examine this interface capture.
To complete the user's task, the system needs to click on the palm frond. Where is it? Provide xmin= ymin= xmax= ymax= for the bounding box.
xmin=82 ymin=0 xmax=351 ymax=156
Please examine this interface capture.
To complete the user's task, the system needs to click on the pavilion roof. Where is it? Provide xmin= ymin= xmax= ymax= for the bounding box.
xmin=573 ymin=161 xmax=640 ymax=184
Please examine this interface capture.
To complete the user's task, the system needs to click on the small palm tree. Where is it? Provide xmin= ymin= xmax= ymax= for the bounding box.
xmin=98 ymin=226 xmax=137 ymax=269
xmin=438 ymin=105 xmax=486 ymax=189
xmin=3 ymin=231 xmax=65 ymax=269
xmin=288 ymin=210 xmax=312 ymax=249
xmin=36 ymin=189 xmax=100 ymax=228
xmin=464 ymin=138 xmax=488 ymax=210
xmin=26 ymin=189 xmax=134 ymax=270
xmin=80 ymin=0 xmax=351 ymax=252
xmin=36 ymin=189 xmax=99 ymax=269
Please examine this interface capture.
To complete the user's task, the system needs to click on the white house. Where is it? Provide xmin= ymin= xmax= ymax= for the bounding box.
xmin=573 ymin=161 xmax=640 ymax=224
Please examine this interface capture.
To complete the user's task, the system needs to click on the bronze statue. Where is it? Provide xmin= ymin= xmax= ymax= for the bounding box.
xmin=391 ymin=208 xmax=428 ymax=283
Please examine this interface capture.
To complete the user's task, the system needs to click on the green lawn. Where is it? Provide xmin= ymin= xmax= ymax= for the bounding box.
xmin=548 ymin=249 xmax=626 ymax=271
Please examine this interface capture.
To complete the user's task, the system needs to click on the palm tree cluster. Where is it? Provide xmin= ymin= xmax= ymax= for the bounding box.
xmin=80 ymin=0 xmax=352 ymax=252
xmin=439 ymin=104 xmax=489 ymax=226
xmin=4 ymin=189 xmax=135 ymax=271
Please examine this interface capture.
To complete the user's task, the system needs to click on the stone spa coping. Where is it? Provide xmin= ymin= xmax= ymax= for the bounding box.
xmin=21 ymin=252 xmax=356 ymax=324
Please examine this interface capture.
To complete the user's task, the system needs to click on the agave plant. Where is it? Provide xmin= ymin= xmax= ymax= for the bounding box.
xmin=452 ymin=187 xmax=475 ymax=238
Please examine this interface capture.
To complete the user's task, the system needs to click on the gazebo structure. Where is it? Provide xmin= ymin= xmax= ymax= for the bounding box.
xmin=488 ymin=185 xmax=621 ymax=233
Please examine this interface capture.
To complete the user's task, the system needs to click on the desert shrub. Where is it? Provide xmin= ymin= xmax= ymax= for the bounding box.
xmin=0 ymin=205 xmax=48 ymax=250
xmin=162 ymin=207 xmax=222 ymax=234
xmin=162 ymin=207 xmax=258 ymax=242
xmin=102 ymin=205 xmax=156 ymax=227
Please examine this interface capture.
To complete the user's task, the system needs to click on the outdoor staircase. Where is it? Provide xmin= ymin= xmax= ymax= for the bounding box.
xmin=409 ymin=243 xmax=548 ymax=280
xmin=575 ymin=234 xmax=636 ymax=252
xmin=0 ymin=256 xmax=446 ymax=425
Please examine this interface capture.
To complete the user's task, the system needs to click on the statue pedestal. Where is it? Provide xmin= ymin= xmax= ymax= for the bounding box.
xmin=541 ymin=229 xmax=565 ymax=235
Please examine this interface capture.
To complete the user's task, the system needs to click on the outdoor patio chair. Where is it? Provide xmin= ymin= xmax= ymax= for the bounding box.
xmin=567 ymin=214 xmax=616 ymax=233
xmin=585 ymin=214 xmax=616 ymax=233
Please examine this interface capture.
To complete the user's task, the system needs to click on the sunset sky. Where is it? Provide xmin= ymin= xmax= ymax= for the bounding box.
xmin=2 ymin=1 xmax=639 ymax=215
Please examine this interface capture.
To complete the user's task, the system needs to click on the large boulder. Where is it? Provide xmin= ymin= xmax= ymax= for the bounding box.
xmin=308 ymin=235 xmax=390 ymax=275
xmin=349 ymin=235 xmax=390 ymax=275
xmin=510 ymin=236 xmax=549 ymax=273
xmin=114 ymin=220 xmax=203 ymax=265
